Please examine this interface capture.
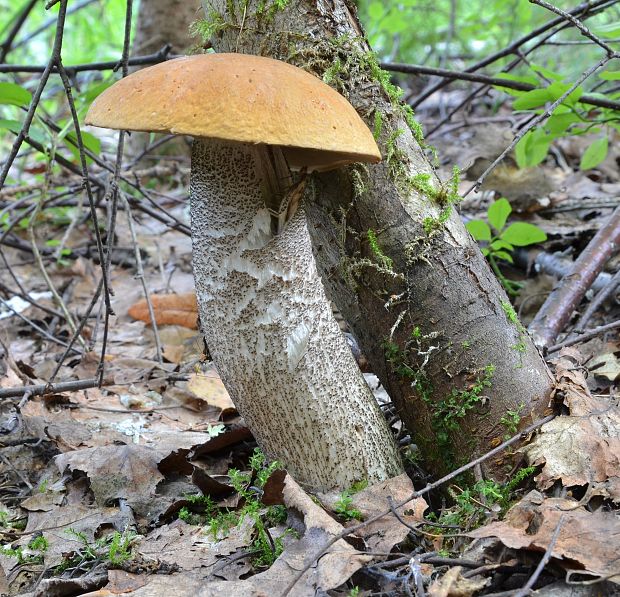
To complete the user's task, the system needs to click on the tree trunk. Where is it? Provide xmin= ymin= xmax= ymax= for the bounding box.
xmin=203 ymin=0 xmax=554 ymax=477
xmin=132 ymin=0 xmax=198 ymax=56
xmin=190 ymin=138 xmax=402 ymax=492
xmin=129 ymin=0 xmax=200 ymax=158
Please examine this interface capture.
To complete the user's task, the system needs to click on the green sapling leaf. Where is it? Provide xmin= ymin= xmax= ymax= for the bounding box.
xmin=465 ymin=220 xmax=491 ymax=241
xmin=487 ymin=198 xmax=512 ymax=232
xmin=500 ymin=222 xmax=547 ymax=246
xmin=580 ymin=136 xmax=608 ymax=170
xmin=0 ymin=82 xmax=32 ymax=107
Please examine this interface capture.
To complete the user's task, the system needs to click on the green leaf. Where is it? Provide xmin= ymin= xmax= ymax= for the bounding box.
xmin=529 ymin=64 xmax=563 ymax=81
xmin=592 ymin=21 xmax=620 ymax=37
xmin=493 ymin=250 xmax=514 ymax=264
xmin=0 ymin=119 xmax=22 ymax=133
xmin=546 ymin=82 xmax=582 ymax=107
xmin=0 ymin=82 xmax=31 ymax=107
xmin=494 ymin=73 xmax=539 ymax=86
xmin=545 ymin=112 xmax=580 ymax=136
xmin=368 ymin=2 xmax=385 ymax=21
xmin=487 ymin=198 xmax=512 ymax=232
xmin=599 ymin=70 xmax=620 ymax=81
xmin=515 ymin=129 xmax=551 ymax=169
xmin=490 ymin=239 xmax=514 ymax=252
xmin=466 ymin=220 xmax=492 ymax=242
xmin=500 ymin=222 xmax=547 ymax=246
xmin=65 ymin=130 xmax=101 ymax=164
xmin=580 ymin=136 xmax=609 ymax=170
xmin=512 ymin=88 xmax=551 ymax=110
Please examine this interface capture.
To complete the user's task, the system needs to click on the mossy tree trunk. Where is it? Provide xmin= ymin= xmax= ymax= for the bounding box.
xmin=203 ymin=0 xmax=554 ymax=477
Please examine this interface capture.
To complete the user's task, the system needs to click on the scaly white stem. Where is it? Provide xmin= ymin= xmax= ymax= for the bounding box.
xmin=190 ymin=138 xmax=402 ymax=491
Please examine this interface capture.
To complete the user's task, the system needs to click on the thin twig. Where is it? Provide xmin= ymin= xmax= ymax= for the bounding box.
xmin=0 ymin=378 xmax=99 ymax=399
xmin=513 ymin=514 xmax=565 ymax=597
xmin=0 ymin=0 xmax=69 ymax=189
xmin=121 ymin=192 xmax=163 ymax=362
xmin=465 ymin=54 xmax=612 ymax=197
xmin=570 ymin=268 xmax=620 ymax=335
xmin=381 ymin=62 xmax=620 ymax=112
xmin=0 ymin=0 xmax=38 ymax=62
xmin=0 ymin=296 xmax=79 ymax=353
xmin=0 ymin=46 xmax=176 ymax=74
xmin=547 ymin=319 xmax=620 ymax=354
xmin=409 ymin=0 xmax=615 ymax=109
xmin=529 ymin=0 xmax=617 ymax=55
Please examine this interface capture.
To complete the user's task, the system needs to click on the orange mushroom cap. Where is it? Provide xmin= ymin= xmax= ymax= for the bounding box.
xmin=85 ymin=53 xmax=381 ymax=171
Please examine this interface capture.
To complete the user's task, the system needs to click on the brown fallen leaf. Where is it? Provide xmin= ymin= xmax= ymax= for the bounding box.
xmin=55 ymin=444 xmax=164 ymax=519
xmin=522 ymin=348 xmax=620 ymax=501
xmin=428 ymin=566 xmax=488 ymax=597
xmin=187 ymin=372 xmax=235 ymax=412
xmin=128 ymin=292 xmax=198 ymax=329
xmin=469 ymin=491 xmax=620 ymax=584
xmin=103 ymin=474 xmax=422 ymax=596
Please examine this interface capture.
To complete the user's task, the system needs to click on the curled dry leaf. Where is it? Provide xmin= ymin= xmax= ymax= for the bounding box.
xmin=469 ymin=491 xmax=620 ymax=584
xmin=55 ymin=444 xmax=164 ymax=518
xmin=427 ymin=565 xmax=488 ymax=597
xmin=522 ymin=348 xmax=620 ymax=501
xmin=128 ymin=292 xmax=198 ymax=329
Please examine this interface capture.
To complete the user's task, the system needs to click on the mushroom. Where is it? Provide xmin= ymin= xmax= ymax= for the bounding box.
xmin=86 ymin=53 xmax=402 ymax=491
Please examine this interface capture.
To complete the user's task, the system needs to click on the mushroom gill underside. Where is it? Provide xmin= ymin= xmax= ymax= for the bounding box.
xmin=189 ymin=138 xmax=402 ymax=491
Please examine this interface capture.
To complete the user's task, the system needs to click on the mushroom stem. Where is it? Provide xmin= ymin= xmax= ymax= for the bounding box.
xmin=190 ymin=138 xmax=402 ymax=491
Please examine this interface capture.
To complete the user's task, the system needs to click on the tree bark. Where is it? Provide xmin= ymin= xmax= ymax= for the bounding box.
xmin=204 ymin=0 xmax=554 ymax=477
xmin=132 ymin=0 xmax=199 ymax=56
xmin=129 ymin=0 xmax=200 ymax=158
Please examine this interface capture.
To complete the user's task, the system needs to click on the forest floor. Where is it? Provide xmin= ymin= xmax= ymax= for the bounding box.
xmin=0 ymin=106 xmax=619 ymax=596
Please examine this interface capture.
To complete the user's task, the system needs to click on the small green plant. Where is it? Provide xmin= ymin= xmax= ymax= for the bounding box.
xmin=427 ymin=466 xmax=537 ymax=543
xmin=367 ymin=229 xmax=393 ymax=270
xmin=500 ymin=402 xmax=525 ymax=438
xmin=1 ymin=534 xmax=48 ymax=564
xmin=334 ymin=480 xmax=367 ymax=521
xmin=179 ymin=449 xmax=290 ymax=569
xmin=466 ymin=198 xmax=547 ymax=295
xmin=56 ymin=528 xmax=136 ymax=573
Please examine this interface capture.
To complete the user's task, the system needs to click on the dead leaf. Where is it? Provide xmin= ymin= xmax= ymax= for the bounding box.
xmin=589 ymin=352 xmax=620 ymax=382
xmin=187 ymin=372 xmax=235 ymax=412
xmin=522 ymin=348 xmax=620 ymax=501
xmin=55 ymin=444 xmax=164 ymax=514
xmin=348 ymin=473 xmax=427 ymax=553
xmin=428 ymin=566 xmax=488 ymax=596
xmin=128 ymin=293 xmax=198 ymax=329
xmin=469 ymin=491 xmax=620 ymax=584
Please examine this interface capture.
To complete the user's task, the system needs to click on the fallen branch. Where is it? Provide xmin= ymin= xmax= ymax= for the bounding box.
xmin=529 ymin=205 xmax=620 ymax=348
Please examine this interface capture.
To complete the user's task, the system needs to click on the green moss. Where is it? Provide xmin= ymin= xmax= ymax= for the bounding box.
xmin=384 ymin=329 xmax=495 ymax=467
xmin=322 ymin=58 xmax=343 ymax=86
xmin=373 ymin=110 xmax=383 ymax=140
xmin=428 ymin=466 xmax=536 ymax=543
xmin=190 ymin=13 xmax=229 ymax=41
xmin=417 ymin=166 xmax=462 ymax=236
xmin=367 ymin=229 xmax=393 ymax=270
xmin=500 ymin=402 xmax=525 ymax=438
xmin=256 ymin=0 xmax=290 ymax=22
xmin=500 ymin=300 xmax=528 ymax=357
